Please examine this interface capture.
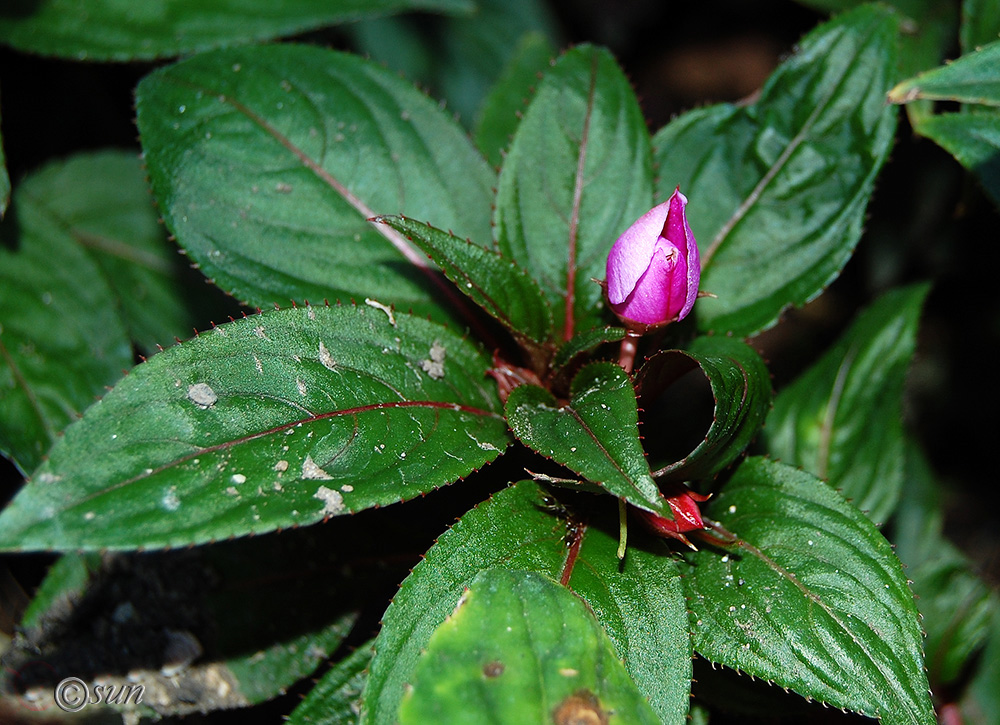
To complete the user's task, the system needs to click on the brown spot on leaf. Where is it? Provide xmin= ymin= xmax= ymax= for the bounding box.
xmin=552 ymin=689 xmax=608 ymax=725
xmin=483 ymin=661 xmax=504 ymax=678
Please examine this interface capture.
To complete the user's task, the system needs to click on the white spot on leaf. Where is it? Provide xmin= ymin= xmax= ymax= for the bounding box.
xmin=187 ymin=383 xmax=218 ymax=408
xmin=314 ymin=485 xmax=346 ymax=516
xmin=420 ymin=340 xmax=446 ymax=380
xmin=274 ymin=460 xmax=289 ymax=472
xmin=319 ymin=341 xmax=336 ymax=371
xmin=302 ymin=455 xmax=333 ymax=480
xmin=231 ymin=473 xmax=246 ymax=484
xmin=365 ymin=298 xmax=395 ymax=325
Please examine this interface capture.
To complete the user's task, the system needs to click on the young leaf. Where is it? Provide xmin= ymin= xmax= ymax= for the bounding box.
xmin=552 ymin=325 xmax=626 ymax=371
xmin=889 ymin=40 xmax=1000 ymax=106
xmin=765 ymin=284 xmax=929 ymax=524
xmin=495 ymin=44 xmax=654 ymax=341
xmin=474 ymin=32 xmax=557 ymax=168
xmin=0 ymin=305 xmax=509 ymax=551
xmin=638 ymin=336 xmax=772 ymax=482
xmin=397 ymin=569 xmax=660 ymax=724
xmin=654 ymin=5 xmax=898 ymax=336
xmin=0 ymin=163 xmax=132 ymax=473
xmin=363 ymin=480 xmax=692 ymax=725
xmin=288 ymin=641 xmax=373 ymax=724
xmin=374 ymin=215 xmax=554 ymax=345
xmin=912 ymin=110 xmax=1000 ymax=208
xmin=0 ymin=0 xmax=473 ymax=60
xmin=684 ymin=457 xmax=934 ymax=725
xmin=505 ymin=362 xmax=666 ymax=515
xmin=136 ymin=45 xmax=495 ymax=327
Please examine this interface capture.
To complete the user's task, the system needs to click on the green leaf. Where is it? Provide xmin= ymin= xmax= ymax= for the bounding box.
xmin=684 ymin=457 xmax=934 ymax=725
xmin=913 ymin=110 xmax=1000 ymax=207
xmin=506 ymin=362 xmax=665 ymax=514
xmin=892 ymin=441 xmax=997 ymax=688
xmin=495 ymin=44 xmax=654 ymax=341
xmin=474 ymin=32 xmax=557 ymax=169
xmin=434 ymin=0 xmax=560 ymax=125
xmin=961 ymin=0 xmax=1000 ymax=53
xmin=136 ymin=44 xmax=495 ymax=327
xmin=397 ymin=569 xmax=660 ymax=724
xmin=0 ymin=305 xmax=509 ymax=551
xmin=638 ymin=336 xmax=772 ymax=482
xmin=765 ymin=284 xmax=929 ymax=524
xmin=654 ymin=5 xmax=898 ymax=336
xmin=288 ymin=642 xmax=373 ymax=724
xmin=18 ymin=151 xmax=215 ymax=352
xmin=374 ymin=215 xmax=554 ymax=345
xmin=0 ymin=162 xmax=133 ymax=473
xmin=890 ymin=40 xmax=1000 ymax=106
xmin=961 ymin=607 xmax=1000 ymax=724
xmin=0 ymin=85 xmax=8 ymax=218
xmin=363 ymin=480 xmax=691 ymax=724
xmin=0 ymin=0 xmax=473 ymax=60
xmin=7 ymin=529 xmax=362 ymax=717
xmin=552 ymin=325 xmax=626 ymax=371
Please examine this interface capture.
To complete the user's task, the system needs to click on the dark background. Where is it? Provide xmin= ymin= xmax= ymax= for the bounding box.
xmin=1 ymin=0 xmax=996 ymax=721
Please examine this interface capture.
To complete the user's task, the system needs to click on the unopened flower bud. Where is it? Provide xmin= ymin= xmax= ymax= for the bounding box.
xmin=605 ymin=188 xmax=700 ymax=330
xmin=634 ymin=483 xmax=709 ymax=547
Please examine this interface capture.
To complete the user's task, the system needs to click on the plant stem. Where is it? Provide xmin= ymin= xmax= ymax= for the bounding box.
xmin=618 ymin=331 xmax=641 ymax=373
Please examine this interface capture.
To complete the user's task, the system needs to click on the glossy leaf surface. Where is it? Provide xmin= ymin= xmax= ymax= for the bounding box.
xmin=137 ymin=45 xmax=495 ymax=325
xmin=0 ymin=0 xmax=472 ymax=60
xmin=363 ymin=480 xmax=691 ymax=724
xmin=374 ymin=215 xmax=554 ymax=344
xmin=684 ymin=457 xmax=934 ymax=724
xmin=654 ymin=5 xmax=898 ymax=336
xmin=889 ymin=40 xmax=1000 ymax=106
xmin=0 ymin=158 xmax=133 ymax=473
xmin=495 ymin=44 xmax=654 ymax=340
xmin=0 ymin=306 xmax=508 ymax=551
xmin=765 ymin=284 xmax=929 ymax=523
xmin=397 ymin=569 xmax=660 ymax=724
xmin=506 ymin=362 xmax=665 ymax=514
xmin=638 ymin=336 xmax=771 ymax=482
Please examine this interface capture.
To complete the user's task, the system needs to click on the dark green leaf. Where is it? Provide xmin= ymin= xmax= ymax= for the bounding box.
xmin=363 ymin=480 xmax=691 ymax=724
xmin=506 ymin=362 xmax=665 ymax=514
xmin=892 ymin=441 xmax=997 ymax=688
xmin=0 ymin=0 xmax=472 ymax=60
xmin=765 ymin=284 xmax=929 ymax=524
xmin=961 ymin=0 xmax=1000 ymax=53
xmin=961 ymin=608 xmax=1000 ymax=724
xmin=638 ymin=336 xmax=771 ymax=482
xmin=0 ymin=87 xmax=8 ymax=218
xmin=18 ymin=151 xmax=214 ymax=352
xmin=913 ymin=110 xmax=1000 ymax=207
xmin=496 ymin=44 xmax=654 ymax=341
xmin=397 ymin=569 xmax=660 ymax=724
xmin=136 ymin=45 xmax=495 ymax=327
xmin=0 ymin=161 xmax=132 ymax=473
xmin=474 ymin=32 xmax=557 ymax=169
xmin=654 ymin=5 xmax=898 ymax=336
xmin=434 ymin=0 xmax=560 ymax=125
xmin=890 ymin=40 xmax=1000 ymax=106
xmin=684 ymin=457 xmax=934 ymax=724
xmin=288 ymin=642 xmax=373 ymax=724
xmin=569 ymin=510 xmax=691 ymax=723
xmin=374 ymin=215 xmax=554 ymax=345
xmin=0 ymin=306 xmax=509 ymax=551
xmin=552 ymin=325 xmax=626 ymax=371
xmin=17 ymin=553 xmax=103 ymax=631
xmin=362 ymin=481 xmax=568 ymax=724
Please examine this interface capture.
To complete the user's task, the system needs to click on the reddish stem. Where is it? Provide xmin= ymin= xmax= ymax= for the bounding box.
xmin=618 ymin=331 xmax=641 ymax=374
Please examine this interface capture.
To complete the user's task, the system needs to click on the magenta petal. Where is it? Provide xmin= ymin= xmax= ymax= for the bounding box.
xmin=605 ymin=201 xmax=670 ymax=305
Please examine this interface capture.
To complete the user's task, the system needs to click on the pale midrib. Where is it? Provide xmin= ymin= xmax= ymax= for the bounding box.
xmin=817 ymin=346 xmax=857 ymax=480
xmin=701 ymin=57 xmax=860 ymax=271
xmin=0 ymin=329 xmax=55 ymax=444
xmin=563 ymin=54 xmax=599 ymax=341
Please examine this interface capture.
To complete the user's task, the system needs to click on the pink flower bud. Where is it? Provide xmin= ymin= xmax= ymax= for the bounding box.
xmin=605 ymin=188 xmax=700 ymax=329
